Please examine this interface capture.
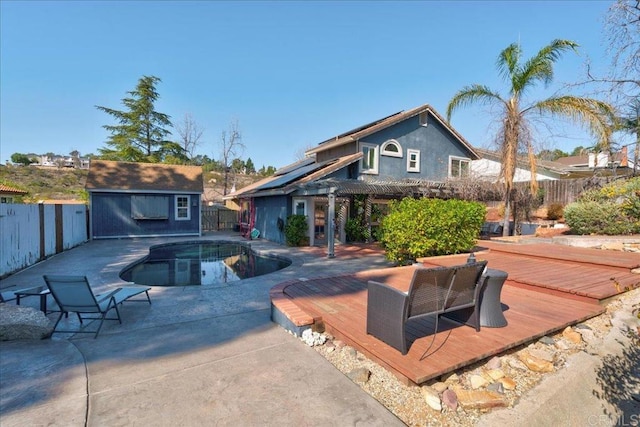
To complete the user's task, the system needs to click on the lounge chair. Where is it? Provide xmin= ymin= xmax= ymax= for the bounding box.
xmin=366 ymin=261 xmax=488 ymax=355
xmin=43 ymin=275 xmax=151 ymax=338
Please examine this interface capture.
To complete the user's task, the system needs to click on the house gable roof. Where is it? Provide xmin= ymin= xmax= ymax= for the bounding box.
xmin=473 ymin=148 xmax=568 ymax=177
xmin=305 ymin=103 xmax=480 ymax=160
xmin=86 ymin=160 xmax=203 ymax=193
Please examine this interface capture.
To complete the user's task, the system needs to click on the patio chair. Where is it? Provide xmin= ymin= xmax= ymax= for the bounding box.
xmin=43 ymin=275 xmax=151 ymax=338
xmin=366 ymin=261 xmax=488 ymax=355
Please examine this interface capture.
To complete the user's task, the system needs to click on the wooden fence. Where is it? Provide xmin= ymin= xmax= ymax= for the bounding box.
xmin=514 ymin=176 xmax=615 ymax=206
xmin=0 ymin=203 xmax=88 ymax=278
xmin=201 ymin=206 xmax=238 ymax=231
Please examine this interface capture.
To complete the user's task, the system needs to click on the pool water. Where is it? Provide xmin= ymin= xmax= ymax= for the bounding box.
xmin=120 ymin=241 xmax=291 ymax=286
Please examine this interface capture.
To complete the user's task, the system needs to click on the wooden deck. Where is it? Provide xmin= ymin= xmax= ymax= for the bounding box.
xmin=272 ymin=241 xmax=639 ymax=385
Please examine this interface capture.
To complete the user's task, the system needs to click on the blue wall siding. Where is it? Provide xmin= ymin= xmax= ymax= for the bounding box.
xmin=91 ymin=192 xmax=200 ymax=238
xmin=254 ymin=195 xmax=288 ymax=244
xmin=360 ymin=114 xmax=473 ymax=181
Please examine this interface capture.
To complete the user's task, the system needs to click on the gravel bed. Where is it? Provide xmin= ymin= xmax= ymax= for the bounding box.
xmin=308 ymin=287 xmax=639 ymax=426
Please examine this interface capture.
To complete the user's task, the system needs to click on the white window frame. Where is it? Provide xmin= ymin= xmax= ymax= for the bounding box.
xmin=380 ymin=139 xmax=402 ymax=158
xmin=175 ymin=195 xmax=191 ymax=221
xmin=292 ymin=199 xmax=307 ymax=216
xmin=361 ymin=143 xmax=379 ymax=174
xmin=449 ymin=156 xmax=471 ymax=178
xmin=407 ymin=149 xmax=420 ymax=173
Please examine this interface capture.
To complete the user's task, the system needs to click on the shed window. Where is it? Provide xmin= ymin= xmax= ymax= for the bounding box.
xmin=175 ymin=195 xmax=191 ymax=220
xmin=450 ymin=156 xmax=471 ymax=178
xmin=131 ymin=195 xmax=169 ymax=219
xmin=381 ymin=140 xmax=402 ymax=157
xmin=407 ymin=149 xmax=420 ymax=172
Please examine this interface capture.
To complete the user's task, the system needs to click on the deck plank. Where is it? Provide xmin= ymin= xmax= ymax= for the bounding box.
xmin=274 ymin=241 xmax=637 ymax=385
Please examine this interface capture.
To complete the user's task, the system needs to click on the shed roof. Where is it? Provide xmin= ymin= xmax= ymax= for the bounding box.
xmin=86 ymin=160 xmax=203 ymax=193
xmin=0 ymin=184 xmax=28 ymax=195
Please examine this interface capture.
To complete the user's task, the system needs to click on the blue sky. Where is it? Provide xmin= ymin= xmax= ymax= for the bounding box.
xmin=0 ymin=1 xmax=616 ymax=169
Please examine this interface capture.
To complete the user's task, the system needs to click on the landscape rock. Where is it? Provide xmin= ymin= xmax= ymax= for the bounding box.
xmin=505 ymin=356 xmax=528 ymax=371
xmin=301 ymin=329 xmax=327 ymax=346
xmin=346 ymin=367 xmax=370 ymax=384
xmin=485 ymin=356 xmax=502 ymax=370
xmin=528 ymin=348 xmax=555 ymax=362
xmin=431 ymin=381 xmax=448 ymax=393
xmin=421 ymin=387 xmax=442 ymax=411
xmin=470 ymin=374 xmax=490 ymax=389
xmin=486 ymin=382 xmax=504 ymax=394
xmin=443 ymin=372 xmax=460 ymax=383
xmin=539 ymin=336 xmax=555 ymax=346
xmin=497 ymin=377 xmax=516 ymax=390
xmin=0 ymin=304 xmax=53 ymax=341
xmin=562 ymin=326 xmax=583 ymax=344
xmin=442 ymin=389 xmax=458 ymax=411
xmin=600 ymin=242 xmax=624 ymax=251
xmin=486 ymin=369 xmax=505 ymax=381
xmin=455 ymin=389 xmax=507 ymax=410
xmin=518 ymin=351 xmax=555 ymax=373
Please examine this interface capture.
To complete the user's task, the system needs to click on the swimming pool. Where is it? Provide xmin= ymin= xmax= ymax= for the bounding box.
xmin=119 ymin=240 xmax=291 ymax=286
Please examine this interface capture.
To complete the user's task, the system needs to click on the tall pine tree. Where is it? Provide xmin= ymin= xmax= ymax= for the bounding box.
xmin=96 ymin=75 xmax=174 ymax=162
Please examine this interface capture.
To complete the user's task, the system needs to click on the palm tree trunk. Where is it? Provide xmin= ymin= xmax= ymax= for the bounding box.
xmin=502 ymin=190 xmax=511 ymax=237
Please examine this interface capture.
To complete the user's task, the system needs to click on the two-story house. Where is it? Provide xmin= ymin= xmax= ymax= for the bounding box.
xmin=225 ymin=103 xmax=480 ymax=253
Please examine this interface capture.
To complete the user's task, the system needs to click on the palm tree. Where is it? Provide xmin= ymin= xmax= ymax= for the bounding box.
xmin=447 ymin=39 xmax=615 ymax=236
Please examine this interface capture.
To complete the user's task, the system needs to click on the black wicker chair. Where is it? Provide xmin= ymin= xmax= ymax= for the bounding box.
xmin=366 ymin=261 xmax=488 ymax=355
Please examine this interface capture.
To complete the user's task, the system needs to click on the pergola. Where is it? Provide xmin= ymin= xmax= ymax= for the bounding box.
xmin=291 ymin=178 xmax=460 ymax=257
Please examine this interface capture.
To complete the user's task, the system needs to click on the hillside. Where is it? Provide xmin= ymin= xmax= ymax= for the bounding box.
xmin=0 ymin=165 xmax=263 ymax=203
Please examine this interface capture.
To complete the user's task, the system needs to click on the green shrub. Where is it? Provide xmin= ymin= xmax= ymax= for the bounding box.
xmin=284 ymin=215 xmax=308 ymax=246
xmin=546 ymin=203 xmax=564 ymax=220
xmin=564 ymin=201 xmax=635 ymax=235
xmin=345 ymin=217 xmax=370 ymax=242
xmin=564 ymin=177 xmax=640 ymax=235
xmin=378 ymin=197 xmax=485 ymax=265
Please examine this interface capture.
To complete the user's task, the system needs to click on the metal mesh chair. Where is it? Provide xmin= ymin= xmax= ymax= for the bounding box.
xmin=43 ymin=275 xmax=151 ymax=338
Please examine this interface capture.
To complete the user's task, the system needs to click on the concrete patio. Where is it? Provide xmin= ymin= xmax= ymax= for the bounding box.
xmin=0 ymin=233 xmax=402 ymax=426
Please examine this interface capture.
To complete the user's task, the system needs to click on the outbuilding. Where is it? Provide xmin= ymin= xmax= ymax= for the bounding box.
xmin=86 ymin=160 xmax=203 ymax=239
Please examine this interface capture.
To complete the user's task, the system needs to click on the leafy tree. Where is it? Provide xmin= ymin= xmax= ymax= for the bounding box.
xmin=231 ymin=158 xmax=245 ymax=173
xmin=447 ymin=39 xmax=615 ymax=236
xmin=245 ymin=157 xmax=256 ymax=174
xmin=258 ymin=165 xmax=277 ymax=176
xmin=10 ymin=153 xmax=34 ymax=166
xmin=570 ymin=145 xmax=587 ymax=156
xmin=96 ymin=75 xmax=173 ymax=162
xmin=538 ymin=149 xmax=568 ymax=161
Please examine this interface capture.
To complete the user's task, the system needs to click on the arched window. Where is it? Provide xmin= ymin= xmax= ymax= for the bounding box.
xmin=381 ymin=140 xmax=402 ymax=157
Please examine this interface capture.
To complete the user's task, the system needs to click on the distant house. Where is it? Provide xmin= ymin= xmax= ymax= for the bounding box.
xmin=86 ymin=160 xmax=203 ymax=239
xmin=226 ymin=103 xmax=480 ymax=251
xmin=471 ymin=148 xmax=568 ymax=182
xmin=0 ymin=184 xmax=27 ymax=203
xmin=553 ymin=148 xmax=636 ymax=177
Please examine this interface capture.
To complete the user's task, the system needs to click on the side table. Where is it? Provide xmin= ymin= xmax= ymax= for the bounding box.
xmin=15 ymin=286 xmax=51 ymax=313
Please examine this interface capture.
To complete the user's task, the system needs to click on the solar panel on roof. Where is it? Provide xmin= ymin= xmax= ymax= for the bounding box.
xmin=272 ymin=157 xmax=315 ymax=176
xmin=254 ymin=161 xmax=327 ymax=191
